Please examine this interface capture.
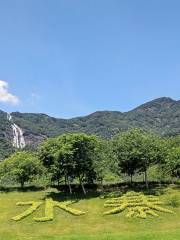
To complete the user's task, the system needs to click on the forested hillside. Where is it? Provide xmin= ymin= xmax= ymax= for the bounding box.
xmin=0 ymin=97 xmax=180 ymax=159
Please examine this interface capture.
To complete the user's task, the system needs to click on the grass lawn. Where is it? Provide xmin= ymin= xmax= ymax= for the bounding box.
xmin=0 ymin=186 xmax=179 ymax=240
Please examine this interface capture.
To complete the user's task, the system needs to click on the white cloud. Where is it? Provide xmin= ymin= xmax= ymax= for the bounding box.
xmin=0 ymin=80 xmax=20 ymax=105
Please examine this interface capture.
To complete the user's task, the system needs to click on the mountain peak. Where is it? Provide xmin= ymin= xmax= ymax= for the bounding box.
xmin=150 ymin=97 xmax=176 ymax=104
xmin=133 ymin=97 xmax=176 ymax=113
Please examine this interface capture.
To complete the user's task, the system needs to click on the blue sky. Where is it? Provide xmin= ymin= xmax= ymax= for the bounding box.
xmin=0 ymin=0 xmax=180 ymax=118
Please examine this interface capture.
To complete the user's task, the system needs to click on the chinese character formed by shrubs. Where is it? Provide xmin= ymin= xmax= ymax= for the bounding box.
xmin=103 ymin=191 xmax=173 ymax=219
xmin=12 ymin=201 xmax=43 ymax=221
xmin=12 ymin=198 xmax=85 ymax=222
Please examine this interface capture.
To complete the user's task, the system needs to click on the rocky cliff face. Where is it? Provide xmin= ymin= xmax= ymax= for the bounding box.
xmin=0 ymin=97 xmax=180 ymax=159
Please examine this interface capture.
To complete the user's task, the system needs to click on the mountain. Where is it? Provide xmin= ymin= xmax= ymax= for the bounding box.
xmin=0 ymin=97 xmax=180 ymax=159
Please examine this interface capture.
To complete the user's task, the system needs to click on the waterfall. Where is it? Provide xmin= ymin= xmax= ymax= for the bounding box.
xmin=7 ymin=113 xmax=26 ymax=149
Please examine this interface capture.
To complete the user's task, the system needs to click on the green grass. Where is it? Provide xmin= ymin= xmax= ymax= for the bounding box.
xmin=0 ymin=186 xmax=179 ymax=240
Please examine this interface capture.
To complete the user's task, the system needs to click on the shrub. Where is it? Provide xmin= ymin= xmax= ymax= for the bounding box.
xmin=100 ymin=191 xmax=123 ymax=199
xmin=34 ymin=198 xmax=85 ymax=222
xmin=34 ymin=198 xmax=54 ymax=222
xmin=103 ymin=191 xmax=173 ymax=218
xmin=12 ymin=201 xmax=43 ymax=221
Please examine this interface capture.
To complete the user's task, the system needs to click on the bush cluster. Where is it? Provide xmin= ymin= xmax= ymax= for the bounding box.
xmin=103 ymin=191 xmax=173 ymax=218
xmin=12 ymin=201 xmax=42 ymax=221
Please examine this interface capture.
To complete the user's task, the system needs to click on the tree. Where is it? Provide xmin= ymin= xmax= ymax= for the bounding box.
xmin=112 ymin=129 xmax=142 ymax=184
xmin=69 ymin=133 xmax=101 ymax=194
xmin=112 ymin=129 xmax=166 ymax=187
xmin=165 ymin=147 xmax=180 ymax=179
xmin=54 ymin=144 xmax=75 ymax=193
xmin=39 ymin=137 xmax=73 ymax=190
xmin=136 ymin=132 xmax=167 ymax=187
xmin=39 ymin=133 xmax=104 ymax=194
xmin=0 ymin=151 xmax=43 ymax=188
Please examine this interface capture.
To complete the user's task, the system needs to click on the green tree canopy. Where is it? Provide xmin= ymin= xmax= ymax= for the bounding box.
xmin=165 ymin=147 xmax=180 ymax=178
xmin=39 ymin=133 xmax=105 ymax=194
xmin=0 ymin=151 xmax=43 ymax=188
xmin=112 ymin=128 xmax=166 ymax=187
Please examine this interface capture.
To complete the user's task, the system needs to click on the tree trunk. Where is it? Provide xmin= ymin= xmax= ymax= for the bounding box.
xmin=64 ymin=175 xmax=67 ymax=186
xmin=20 ymin=181 xmax=24 ymax=189
xmin=144 ymin=170 xmax=148 ymax=188
xmin=57 ymin=179 xmax=60 ymax=187
xmin=79 ymin=177 xmax=86 ymax=195
xmin=143 ymin=173 xmax=145 ymax=183
xmin=130 ymin=174 xmax=133 ymax=184
xmin=67 ymin=176 xmax=72 ymax=194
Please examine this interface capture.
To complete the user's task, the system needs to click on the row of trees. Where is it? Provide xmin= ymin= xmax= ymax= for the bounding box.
xmin=0 ymin=129 xmax=179 ymax=193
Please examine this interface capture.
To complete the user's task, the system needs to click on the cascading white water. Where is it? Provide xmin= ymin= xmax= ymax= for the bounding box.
xmin=7 ymin=113 xmax=26 ymax=149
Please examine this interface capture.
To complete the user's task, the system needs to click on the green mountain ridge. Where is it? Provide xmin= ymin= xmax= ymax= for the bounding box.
xmin=0 ymin=97 xmax=180 ymax=159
